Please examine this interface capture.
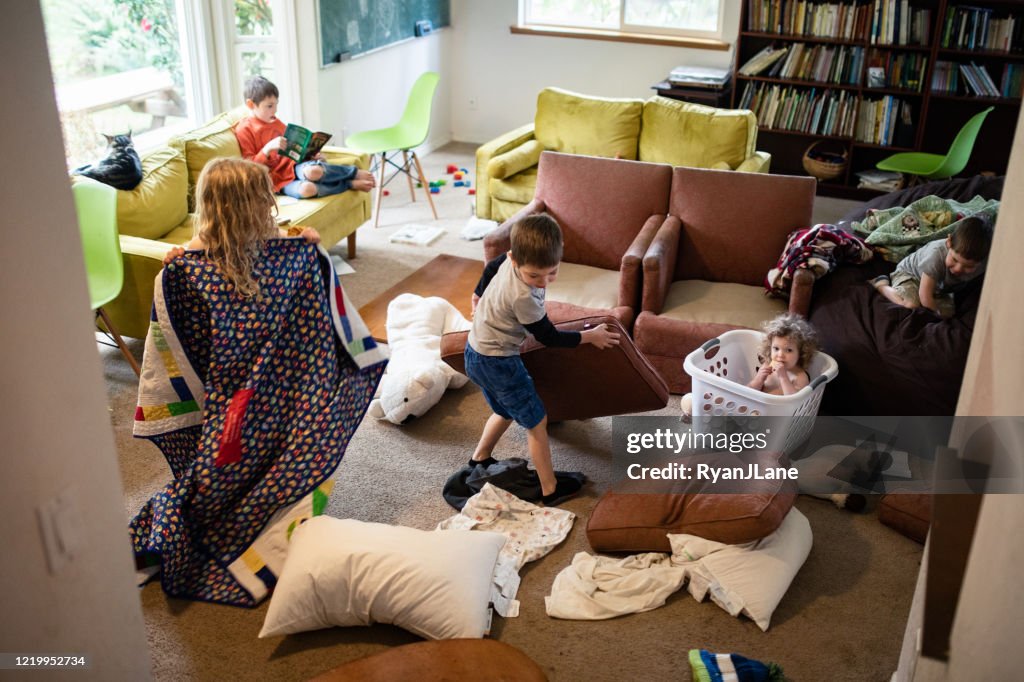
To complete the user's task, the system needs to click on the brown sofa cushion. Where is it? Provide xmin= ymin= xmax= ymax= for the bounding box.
xmin=878 ymin=493 xmax=932 ymax=544
xmin=309 ymin=639 xmax=547 ymax=682
xmin=440 ymin=315 xmax=668 ymax=422
xmin=587 ymin=451 xmax=797 ymax=553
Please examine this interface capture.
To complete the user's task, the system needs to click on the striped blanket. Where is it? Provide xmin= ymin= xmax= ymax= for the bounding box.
xmin=131 ymin=240 xmax=387 ymax=606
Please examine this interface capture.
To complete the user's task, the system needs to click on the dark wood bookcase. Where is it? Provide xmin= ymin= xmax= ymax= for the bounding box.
xmin=733 ymin=0 xmax=1024 ymax=197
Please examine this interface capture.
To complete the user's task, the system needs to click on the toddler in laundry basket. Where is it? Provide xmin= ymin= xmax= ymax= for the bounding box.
xmin=681 ymin=313 xmax=819 ymax=420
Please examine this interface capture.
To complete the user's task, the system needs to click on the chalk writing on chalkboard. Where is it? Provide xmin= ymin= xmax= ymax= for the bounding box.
xmin=319 ymin=0 xmax=450 ymax=66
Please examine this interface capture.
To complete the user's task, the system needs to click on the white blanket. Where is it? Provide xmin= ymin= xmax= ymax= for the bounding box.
xmin=437 ymin=483 xmax=574 ymax=617
xmin=545 ymin=552 xmax=687 ymax=620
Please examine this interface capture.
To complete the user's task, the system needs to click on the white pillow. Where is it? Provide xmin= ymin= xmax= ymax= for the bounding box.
xmin=259 ymin=517 xmax=506 ymax=640
xmin=668 ymin=507 xmax=812 ymax=631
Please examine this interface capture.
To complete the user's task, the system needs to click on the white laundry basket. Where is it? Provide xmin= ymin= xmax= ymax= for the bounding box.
xmin=683 ymin=329 xmax=839 ymax=454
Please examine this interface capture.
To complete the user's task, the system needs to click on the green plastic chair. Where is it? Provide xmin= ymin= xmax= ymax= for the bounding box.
xmin=345 ymin=71 xmax=440 ymax=227
xmin=876 ymin=106 xmax=993 ymax=182
xmin=73 ymin=179 xmax=141 ymax=376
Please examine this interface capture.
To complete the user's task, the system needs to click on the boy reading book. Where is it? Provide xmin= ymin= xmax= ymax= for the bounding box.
xmin=234 ymin=76 xmax=375 ymax=199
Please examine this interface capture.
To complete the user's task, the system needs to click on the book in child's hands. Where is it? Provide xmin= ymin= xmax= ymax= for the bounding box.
xmin=282 ymin=123 xmax=332 ymax=163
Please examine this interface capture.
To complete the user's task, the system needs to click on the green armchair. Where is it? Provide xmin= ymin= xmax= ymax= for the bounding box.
xmin=475 ymin=87 xmax=771 ymax=222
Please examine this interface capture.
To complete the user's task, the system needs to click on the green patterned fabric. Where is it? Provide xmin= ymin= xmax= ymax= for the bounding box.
xmin=852 ymin=194 xmax=999 ymax=262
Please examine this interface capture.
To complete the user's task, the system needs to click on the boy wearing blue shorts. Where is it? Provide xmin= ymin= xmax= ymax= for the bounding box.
xmin=464 ymin=213 xmax=620 ymax=505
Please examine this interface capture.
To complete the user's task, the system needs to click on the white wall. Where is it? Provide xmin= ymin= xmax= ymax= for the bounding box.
xmin=294 ymin=3 xmax=453 ymax=154
xmin=0 ymin=4 xmax=151 ymax=679
xmin=448 ymin=0 xmax=740 ymax=143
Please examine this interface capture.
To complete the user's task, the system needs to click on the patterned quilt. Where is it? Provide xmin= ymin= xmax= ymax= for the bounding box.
xmin=130 ymin=240 xmax=387 ymax=606
xmin=850 ymin=194 xmax=999 ymax=262
xmin=765 ymin=224 xmax=873 ymax=298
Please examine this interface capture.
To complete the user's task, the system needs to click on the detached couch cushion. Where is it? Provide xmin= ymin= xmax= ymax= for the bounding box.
xmin=639 ymin=97 xmax=757 ymax=170
xmin=587 ymin=451 xmax=797 ymax=553
xmin=107 ymin=146 xmax=188 ymax=240
xmin=535 ymin=87 xmax=642 ymax=160
xmin=441 ymin=316 xmax=668 ymax=422
xmin=878 ymin=493 xmax=932 ymax=543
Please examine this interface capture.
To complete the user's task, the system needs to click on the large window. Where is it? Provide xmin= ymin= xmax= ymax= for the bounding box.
xmin=521 ymin=0 xmax=724 ymax=40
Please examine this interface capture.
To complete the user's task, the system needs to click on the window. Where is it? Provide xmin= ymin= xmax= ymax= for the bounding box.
xmin=521 ymin=0 xmax=724 ymax=40
xmin=42 ymin=0 xmax=202 ymax=168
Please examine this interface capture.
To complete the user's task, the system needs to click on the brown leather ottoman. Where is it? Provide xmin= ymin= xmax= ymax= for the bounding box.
xmin=587 ymin=451 xmax=798 ymax=553
xmin=309 ymin=639 xmax=547 ymax=682
xmin=878 ymin=493 xmax=932 ymax=544
xmin=441 ymin=315 xmax=669 ymax=422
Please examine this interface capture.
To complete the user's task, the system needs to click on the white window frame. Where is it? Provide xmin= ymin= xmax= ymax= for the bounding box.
xmin=207 ymin=0 xmax=303 ymax=121
xmin=520 ymin=0 xmax=726 ymax=41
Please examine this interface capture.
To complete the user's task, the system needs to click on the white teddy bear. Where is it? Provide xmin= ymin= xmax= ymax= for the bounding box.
xmin=367 ymin=293 xmax=472 ymax=425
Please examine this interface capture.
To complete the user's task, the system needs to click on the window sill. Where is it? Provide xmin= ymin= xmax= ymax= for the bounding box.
xmin=510 ymin=24 xmax=730 ymax=51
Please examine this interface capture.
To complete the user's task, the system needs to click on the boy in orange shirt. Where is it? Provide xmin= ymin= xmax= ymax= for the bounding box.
xmin=234 ymin=76 xmax=375 ymax=199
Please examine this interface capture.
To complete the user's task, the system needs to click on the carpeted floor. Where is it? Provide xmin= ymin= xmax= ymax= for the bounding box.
xmin=103 ymin=143 xmax=921 ymax=681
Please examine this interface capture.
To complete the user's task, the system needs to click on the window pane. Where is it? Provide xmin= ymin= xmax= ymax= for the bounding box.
xmin=235 ymin=0 xmax=273 ymax=38
xmin=42 ymin=0 xmax=190 ymax=168
xmin=624 ymin=0 xmax=719 ymax=32
xmin=527 ymin=0 xmax=618 ymax=29
xmin=241 ymin=51 xmax=276 ymax=83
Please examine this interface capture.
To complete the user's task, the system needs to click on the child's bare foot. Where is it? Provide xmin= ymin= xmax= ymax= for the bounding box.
xmin=351 ymin=169 xmax=376 ymax=192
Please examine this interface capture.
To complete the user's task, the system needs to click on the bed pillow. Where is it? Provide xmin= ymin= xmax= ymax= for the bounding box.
xmin=668 ymin=507 xmax=812 ymax=631
xmin=259 ymin=516 xmax=506 ymax=640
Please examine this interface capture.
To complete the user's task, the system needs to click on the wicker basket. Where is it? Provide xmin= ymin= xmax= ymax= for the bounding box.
xmin=802 ymin=141 xmax=848 ymax=181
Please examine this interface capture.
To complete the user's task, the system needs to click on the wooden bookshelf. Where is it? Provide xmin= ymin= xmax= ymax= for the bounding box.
xmin=733 ymin=0 xmax=1024 ymax=196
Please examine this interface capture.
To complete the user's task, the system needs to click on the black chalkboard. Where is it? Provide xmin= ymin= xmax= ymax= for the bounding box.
xmin=319 ymin=0 xmax=450 ymax=65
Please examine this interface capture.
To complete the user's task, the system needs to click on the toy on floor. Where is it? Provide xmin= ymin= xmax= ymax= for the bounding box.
xmin=368 ymin=293 xmax=472 ymax=425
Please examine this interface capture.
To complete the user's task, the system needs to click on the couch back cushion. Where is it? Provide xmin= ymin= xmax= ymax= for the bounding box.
xmin=535 ymin=88 xmax=642 ymax=161
xmin=106 ymin=146 xmax=188 ymax=240
xmin=640 ymin=97 xmax=757 ymax=170
xmin=170 ymin=107 xmax=247 ymax=209
xmin=535 ymin=151 xmax=671 ymax=270
xmin=669 ymin=166 xmax=815 ymax=285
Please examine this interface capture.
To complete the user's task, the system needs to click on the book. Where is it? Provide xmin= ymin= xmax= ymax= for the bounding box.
xmin=389 ymin=223 xmax=445 ymax=246
xmin=282 ymin=123 xmax=332 ymax=163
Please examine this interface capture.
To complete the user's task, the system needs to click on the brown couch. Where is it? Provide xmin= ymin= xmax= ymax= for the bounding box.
xmin=482 ymin=151 xmax=673 ymax=330
xmin=634 ymin=167 xmax=817 ymax=393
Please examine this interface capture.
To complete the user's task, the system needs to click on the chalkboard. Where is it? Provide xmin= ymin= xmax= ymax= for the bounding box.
xmin=319 ymin=0 xmax=450 ymax=66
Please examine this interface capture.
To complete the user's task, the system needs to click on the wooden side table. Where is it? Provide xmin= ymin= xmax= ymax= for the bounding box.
xmin=651 ymin=80 xmax=732 ymax=108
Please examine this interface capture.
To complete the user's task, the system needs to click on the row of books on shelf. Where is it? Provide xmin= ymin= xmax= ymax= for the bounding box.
xmin=740 ymin=43 xmax=865 ymax=85
xmin=738 ymin=82 xmax=859 ymax=137
xmin=869 ymin=0 xmax=931 ymax=47
xmin=941 ymin=6 xmax=1022 ymax=53
xmin=932 ymin=61 xmax=1019 ymax=98
xmin=738 ymin=81 xmax=914 ymax=146
xmin=864 ymin=50 xmax=927 ymax=91
xmin=746 ymin=0 xmax=874 ymax=41
xmin=854 ymin=96 xmax=914 ymax=146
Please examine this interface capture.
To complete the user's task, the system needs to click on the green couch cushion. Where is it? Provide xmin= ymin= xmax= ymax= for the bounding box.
xmin=170 ymin=107 xmax=247 ymax=208
xmin=639 ymin=97 xmax=756 ymax=170
xmin=535 ymin=88 xmax=642 ymax=160
xmin=107 ymin=146 xmax=188 ymax=240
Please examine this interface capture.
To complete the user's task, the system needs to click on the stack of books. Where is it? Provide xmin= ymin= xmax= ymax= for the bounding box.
xmin=668 ymin=65 xmax=730 ymax=89
xmin=856 ymin=169 xmax=903 ymax=191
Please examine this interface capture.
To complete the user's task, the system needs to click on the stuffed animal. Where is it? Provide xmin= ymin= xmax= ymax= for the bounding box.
xmin=367 ymin=293 xmax=472 ymax=425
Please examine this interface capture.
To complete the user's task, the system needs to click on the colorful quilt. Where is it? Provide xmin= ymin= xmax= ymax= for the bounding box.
xmin=850 ymin=194 xmax=999 ymax=262
xmin=130 ymin=240 xmax=387 ymax=606
xmin=765 ymin=224 xmax=873 ymax=298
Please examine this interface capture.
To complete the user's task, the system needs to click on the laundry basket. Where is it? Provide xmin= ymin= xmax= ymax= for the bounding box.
xmin=683 ymin=329 xmax=839 ymax=454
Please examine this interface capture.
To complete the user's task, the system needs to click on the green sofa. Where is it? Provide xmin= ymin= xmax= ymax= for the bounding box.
xmin=475 ymin=88 xmax=771 ymax=222
xmin=73 ymin=108 xmax=372 ymax=339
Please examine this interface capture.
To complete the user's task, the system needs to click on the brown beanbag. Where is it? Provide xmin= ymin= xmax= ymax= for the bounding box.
xmin=587 ymin=450 xmax=798 ymax=553
xmin=441 ymin=316 xmax=669 ymax=422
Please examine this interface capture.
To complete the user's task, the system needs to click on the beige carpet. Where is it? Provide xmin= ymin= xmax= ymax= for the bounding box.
xmin=103 ymin=144 xmax=919 ymax=681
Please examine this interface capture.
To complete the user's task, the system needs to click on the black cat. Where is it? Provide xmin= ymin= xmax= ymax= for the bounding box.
xmin=73 ymin=132 xmax=143 ymax=191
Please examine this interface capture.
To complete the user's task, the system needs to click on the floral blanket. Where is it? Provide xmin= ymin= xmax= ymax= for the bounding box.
xmin=851 ymin=194 xmax=999 ymax=262
xmin=765 ymin=224 xmax=873 ymax=297
xmin=130 ymin=240 xmax=386 ymax=606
